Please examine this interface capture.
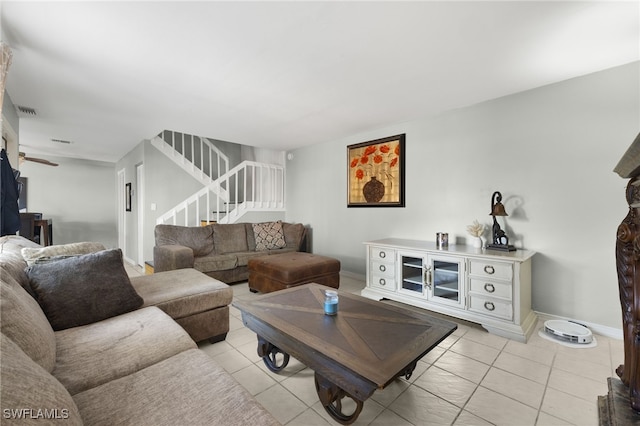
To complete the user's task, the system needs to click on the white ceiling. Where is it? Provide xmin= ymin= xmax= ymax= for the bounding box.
xmin=2 ymin=1 xmax=638 ymax=163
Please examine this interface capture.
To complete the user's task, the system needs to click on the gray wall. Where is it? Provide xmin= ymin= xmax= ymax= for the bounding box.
xmin=285 ymin=62 xmax=640 ymax=331
xmin=19 ymin=155 xmax=117 ymax=248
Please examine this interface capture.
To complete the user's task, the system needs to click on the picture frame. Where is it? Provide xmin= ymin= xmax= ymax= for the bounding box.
xmin=347 ymin=134 xmax=405 ymax=207
xmin=125 ymin=182 xmax=132 ymax=212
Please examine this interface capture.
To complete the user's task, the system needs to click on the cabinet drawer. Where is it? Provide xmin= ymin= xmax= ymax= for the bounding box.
xmin=469 ymin=278 xmax=512 ymax=300
xmin=371 ymin=274 xmax=395 ymax=291
xmin=370 ymin=247 xmax=395 ymax=262
xmin=469 ymin=260 xmax=513 ymax=281
xmin=371 ymin=260 xmax=395 ymax=276
xmin=469 ymin=295 xmax=513 ymax=320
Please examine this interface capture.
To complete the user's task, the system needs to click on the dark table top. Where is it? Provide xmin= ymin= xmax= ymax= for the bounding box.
xmin=234 ymin=283 xmax=457 ymax=388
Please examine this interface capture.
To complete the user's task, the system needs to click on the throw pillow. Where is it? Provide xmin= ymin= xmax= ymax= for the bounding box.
xmin=21 ymin=241 xmax=106 ymax=266
xmin=252 ymin=221 xmax=286 ymax=251
xmin=213 ymin=223 xmax=248 ymax=254
xmin=26 ymin=249 xmax=143 ymax=331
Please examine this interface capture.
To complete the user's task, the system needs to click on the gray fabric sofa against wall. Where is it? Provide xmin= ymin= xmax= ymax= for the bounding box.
xmin=0 ymin=235 xmax=278 ymax=425
xmin=154 ymin=221 xmax=308 ymax=283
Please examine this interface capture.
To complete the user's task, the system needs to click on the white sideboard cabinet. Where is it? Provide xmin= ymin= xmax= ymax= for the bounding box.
xmin=362 ymin=238 xmax=536 ymax=342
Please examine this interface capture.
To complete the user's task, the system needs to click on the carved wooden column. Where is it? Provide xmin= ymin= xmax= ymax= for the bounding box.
xmin=600 ymin=133 xmax=640 ymax=425
xmin=615 ymin=178 xmax=640 ymax=405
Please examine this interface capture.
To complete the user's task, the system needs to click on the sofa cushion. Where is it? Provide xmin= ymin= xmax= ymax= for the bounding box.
xmin=53 ymin=306 xmax=196 ymax=395
xmin=26 ymin=249 xmax=143 ymax=331
xmin=1 ymin=275 xmax=57 ymax=373
xmin=0 ymin=236 xmax=39 ymax=294
xmin=252 ymin=221 xmax=286 ymax=251
xmin=213 ymin=223 xmax=248 ymax=254
xmin=283 ymin=222 xmax=306 ymax=250
xmin=1 ymin=334 xmax=83 ymax=425
xmin=193 ymin=253 xmax=238 ymax=272
xmin=235 ymin=251 xmax=268 ymax=267
xmin=155 ymin=224 xmax=214 ymax=257
xmin=21 ymin=241 xmax=106 ymax=266
xmin=72 ymin=349 xmax=279 ymax=426
xmin=0 ymin=234 xmax=41 ymax=253
xmin=131 ymin=268 xmax=233 ymax=319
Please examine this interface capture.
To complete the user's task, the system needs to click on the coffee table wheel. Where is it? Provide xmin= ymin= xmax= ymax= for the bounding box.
xmin=263 ymin=347 xmax=290 ymax=372
xmin=257 ymin=337 xmax=290 ymax=373
xmin=315 ymin=373 xmax=364 ymax=425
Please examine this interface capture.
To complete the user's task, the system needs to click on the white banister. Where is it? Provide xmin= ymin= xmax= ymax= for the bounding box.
xmin=156 ymin=159 xmax=285 ymax=226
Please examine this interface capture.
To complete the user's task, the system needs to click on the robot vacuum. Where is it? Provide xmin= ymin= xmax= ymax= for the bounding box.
xmin=543 ymin=320 xmax=593 ymax=344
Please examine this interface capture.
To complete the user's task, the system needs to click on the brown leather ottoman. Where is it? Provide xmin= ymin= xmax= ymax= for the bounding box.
xmin=248 ymin=252 xmax=340 ymax=293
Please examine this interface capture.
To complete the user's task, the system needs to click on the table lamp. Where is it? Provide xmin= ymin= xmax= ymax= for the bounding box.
xmin=487 ymin=191 xmax=516 ymax=251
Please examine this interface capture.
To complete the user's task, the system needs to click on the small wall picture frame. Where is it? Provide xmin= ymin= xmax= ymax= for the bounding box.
xmin=125 ymin=182 xmax=132 ymax=212
xmin=347 ymin=134 xmax=405 ymax=207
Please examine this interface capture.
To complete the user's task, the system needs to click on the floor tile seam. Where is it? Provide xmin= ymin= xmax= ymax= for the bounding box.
xmin=529 ymin=350 xmax=558 ymax=426
xmin=457 ymin=333 xmax=508 ymax=352
xmin=384 ymin=383 xmax=455 ymax=426
xmin=491 ymin=339 xmax=552 ymax=384
xmin=448 ymin=346 xmax=500 ymax=366
xmin=536 ymin=387 xmax=596 ymax=426
xmin=454 ymin=347 xmax=503 ymax=425
xmin=284 ymin=408 xmax=332 ymax=426
xmin=544 ymin=378 xmax=607 ymax=404
xmin=535 ymin=410 xmax=579 ymax=426
xmin=474 ymin=382 xmax=544 ymax=412
xmin=216 ymin=344 xmax=257 ymax=371
xmin=455 ymin=385 xmax=495 ymax=426
xmin=499 ymin=346 xmax=555 ymax=369
xmin=254 ymin=381 xmax=312 ymax=416
xmin=554 ymin=347 xmax=616 ymax=369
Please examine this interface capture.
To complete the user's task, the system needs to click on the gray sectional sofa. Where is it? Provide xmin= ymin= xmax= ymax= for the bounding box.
xmin=154 ymin=221 xmax=307 ymax=283
xmin=0 ymin=235 xmax=278 ymax=425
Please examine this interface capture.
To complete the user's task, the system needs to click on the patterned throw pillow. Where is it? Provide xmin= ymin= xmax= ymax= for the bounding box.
xmin=252 ymin=221 xmax=286 ymax=251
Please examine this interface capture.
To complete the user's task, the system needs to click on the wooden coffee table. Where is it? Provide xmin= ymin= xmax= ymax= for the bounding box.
xmin=233 ymin=283 xmax=457 ymax=424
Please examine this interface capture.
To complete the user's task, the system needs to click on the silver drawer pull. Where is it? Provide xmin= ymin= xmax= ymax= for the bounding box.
xmin=379 ymin=264 xmax=386 ymax=272
xmin=484 ymin=265 xmax=495 ymax=275
xmin=484 ymin=283 xmax=495 ymax=293
xmin=379 ymin=251 xmax=386 ymax=259
xmin=484 ymin=301 xmax=495 ymax=311
xmin=379 ymin=278 xmax=386 ymax=286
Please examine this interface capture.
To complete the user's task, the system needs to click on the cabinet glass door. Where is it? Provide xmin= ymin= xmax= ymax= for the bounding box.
xmin=400 ymin=255 xmax=424 ymax=295
xmin=429 ymin=256 xmax=465 ymax=307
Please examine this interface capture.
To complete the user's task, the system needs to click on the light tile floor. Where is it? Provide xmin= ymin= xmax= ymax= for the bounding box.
xmin=196 ymin=275 xmax=620 ymax=426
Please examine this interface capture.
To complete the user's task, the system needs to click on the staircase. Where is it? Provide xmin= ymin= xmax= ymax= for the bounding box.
xmin=152 ymin=131 xmax=285 ymax=225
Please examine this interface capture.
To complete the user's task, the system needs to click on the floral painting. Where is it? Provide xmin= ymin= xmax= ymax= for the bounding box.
xmin=347 ymin=134 xmax=405 ymax=207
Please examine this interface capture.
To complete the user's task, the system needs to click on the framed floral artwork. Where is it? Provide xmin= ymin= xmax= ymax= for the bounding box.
xmin=347 ymin=134 xmax=405 ymax=207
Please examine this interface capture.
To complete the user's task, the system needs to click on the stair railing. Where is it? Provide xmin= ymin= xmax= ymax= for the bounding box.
xmin=156 ymin=160 xmax=285 ymax=226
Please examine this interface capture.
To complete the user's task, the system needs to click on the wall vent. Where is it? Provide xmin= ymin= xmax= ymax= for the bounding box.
xmin=17 ymin=105 xmax=37 ymax=115
xmin=51 ymin=138 xmax=72 ymax=144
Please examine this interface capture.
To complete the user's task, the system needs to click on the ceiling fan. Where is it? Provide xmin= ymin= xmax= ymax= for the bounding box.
xmin=19 ymin=152 xmax=59 ymax=167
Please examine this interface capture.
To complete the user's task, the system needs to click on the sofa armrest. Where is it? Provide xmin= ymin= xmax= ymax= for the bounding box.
xmin=153 ymin=245 xmax=194 ymax=272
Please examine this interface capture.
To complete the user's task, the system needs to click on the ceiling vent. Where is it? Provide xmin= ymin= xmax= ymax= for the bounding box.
xmin=51 ymin=138 xmax=72 ymax=144
xmin=16 ymin=105 xmax=37 ymax=115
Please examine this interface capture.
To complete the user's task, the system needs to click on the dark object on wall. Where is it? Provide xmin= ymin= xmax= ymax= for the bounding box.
xmin=1 ymin=148 xmax=20 ymax=236
xmin=599 ymin=132 xmax=640 ymax=424
xmin=125 ymin=182 xmax=132 ymax=212
xmin=347 ymin=134 xmax=405 ymax=207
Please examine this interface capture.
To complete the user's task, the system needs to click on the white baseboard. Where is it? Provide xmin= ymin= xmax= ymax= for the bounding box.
xmin=535 ymin=311 xmax=622 ymax=340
